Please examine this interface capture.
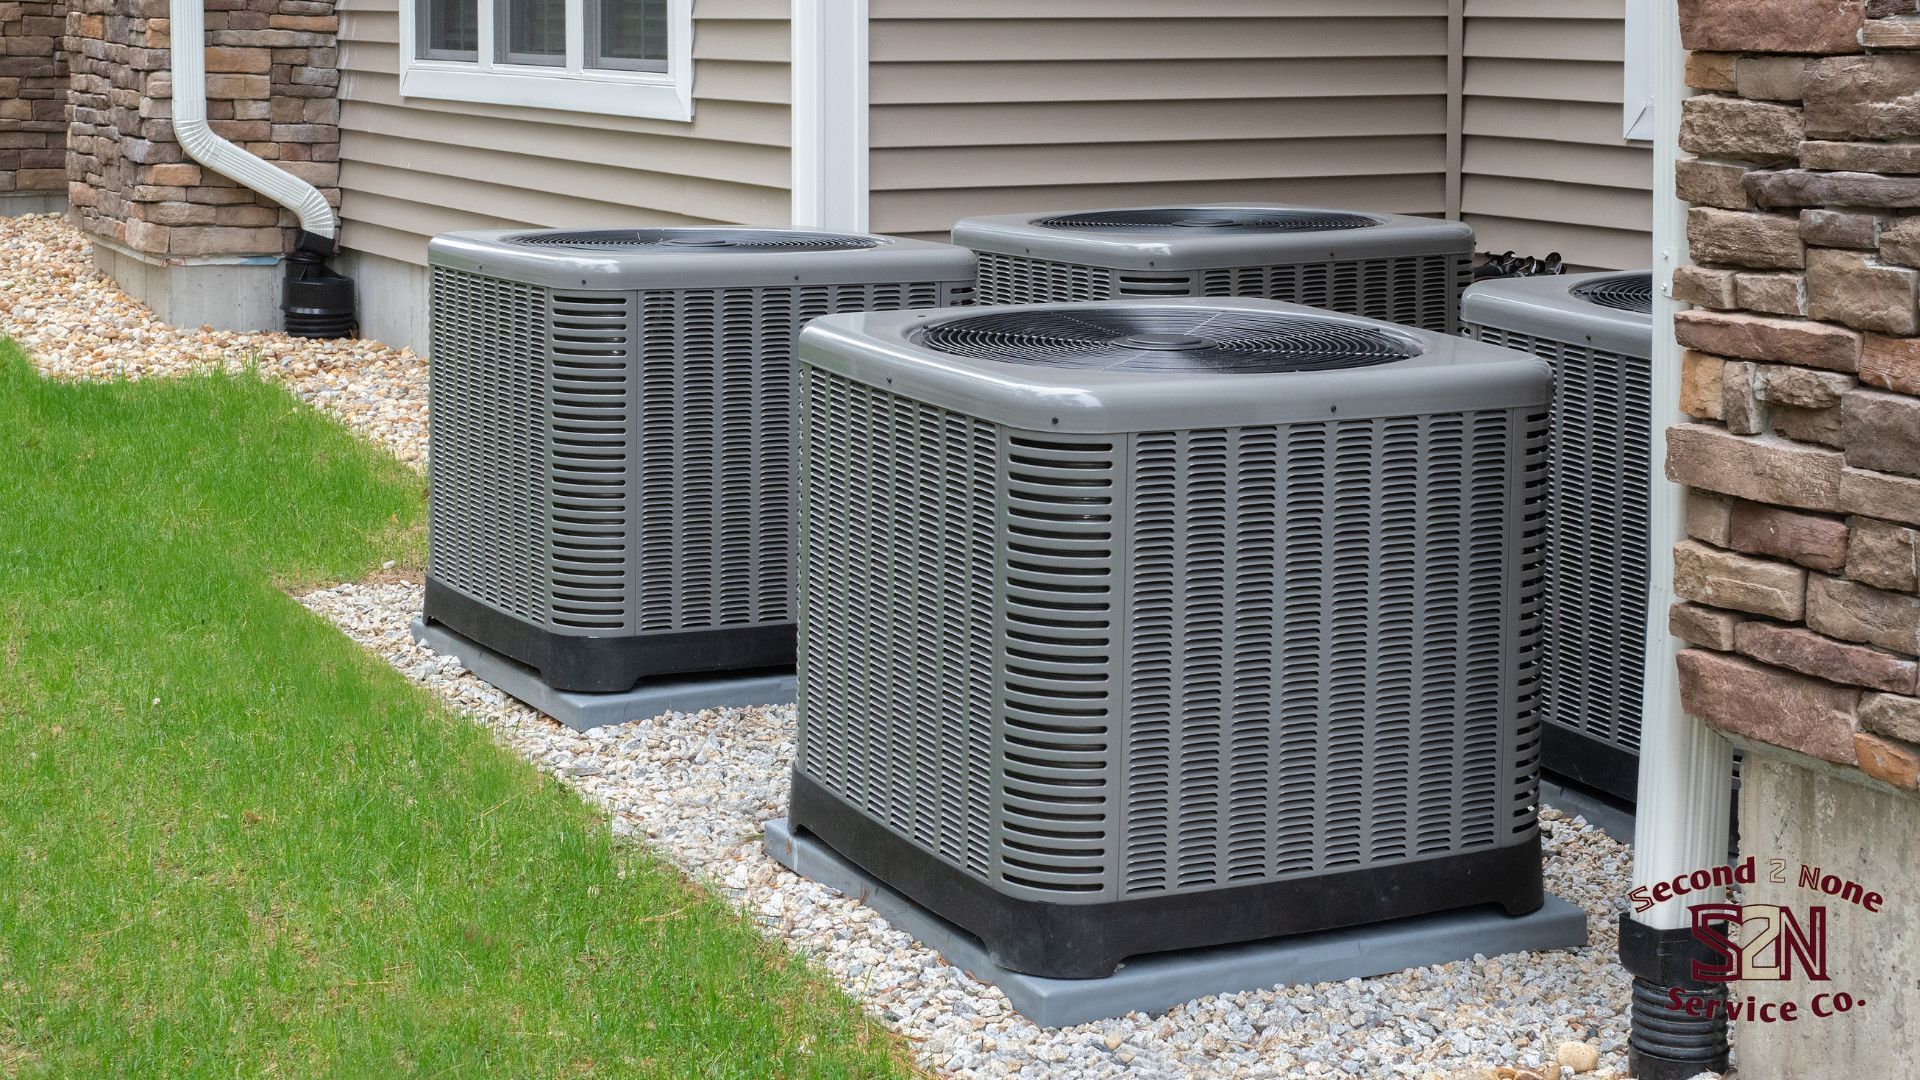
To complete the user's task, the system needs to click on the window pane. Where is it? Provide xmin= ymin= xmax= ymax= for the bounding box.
xmin=500 ymin=0 xmax=566 ymax=65
xmin=422 ymin=0 xmax=477 ymax=59
xmin=593 ymin=0 xmax=668 ymax=71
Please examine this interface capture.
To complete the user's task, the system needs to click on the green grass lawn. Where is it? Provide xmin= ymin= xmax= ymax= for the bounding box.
xmin=0 ymin=344 xmax=904 ymax=1078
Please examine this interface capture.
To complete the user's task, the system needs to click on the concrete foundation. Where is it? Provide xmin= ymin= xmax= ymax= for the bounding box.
xmin=0 ymin=192 xmax=67 ymax=217
xmin=765 ymin=818 xmax=1589 ymax=1027
xmin=335 ymin=246 xmax=430 ymax=353
xmin=1731 ymin=746 xmax=1920 ymax=1080
xmin=90 ymin=235 xmax=281 ymax=333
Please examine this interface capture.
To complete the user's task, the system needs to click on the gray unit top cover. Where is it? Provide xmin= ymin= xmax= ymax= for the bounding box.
xmin=1461 ymin=270 xmax=1654 ymax=360
xmin=952 ymin=204 xmax=1476 ymax=271
xmin=800 ymin=296 xmax=1551 ymax=434
xmin=428 ymin=226 xmax=976 ymax=290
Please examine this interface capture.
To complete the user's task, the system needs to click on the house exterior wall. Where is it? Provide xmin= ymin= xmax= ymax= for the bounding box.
xmin=1462 ymin=0 xmax=1653 ymax=270
xmin=1662 ymin=3 xmax=1920 ymax=1074
xmin=63 ymin=0 xmax=342 ymax=258
xmin=863 ymin=0 xmax=1451 ymax=243
xmin=0 ymin=0 xmax=68 ymax=213
xmin=332 ymin=0 xmax=790 ymax=269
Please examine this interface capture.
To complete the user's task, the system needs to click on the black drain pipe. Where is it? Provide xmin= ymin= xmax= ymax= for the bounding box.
xmin=282 ymin=229 xmax=358 ymax=339
xmin=1618 ymin=915 xmax=1731 ymax=1079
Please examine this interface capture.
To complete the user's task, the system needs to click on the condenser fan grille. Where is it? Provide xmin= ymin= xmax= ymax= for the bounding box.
xmin=915 ymin=308 xmax=1422 ymax=373
xmin=1571 ymin=272 xmax=1653 ymax=314
xmin=1034 ymin=207 xmax=1379 ymax=232
xmin=507 ymin=228 xmax=882 ymax=252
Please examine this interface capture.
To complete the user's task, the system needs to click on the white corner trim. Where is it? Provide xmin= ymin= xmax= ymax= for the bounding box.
xmin=397 ymin=0 xmax=694 ymax=122
xmin=791 ymin=0 xmax=869 ymax=231
xmin=1623 ymin=0 xmax=1656 ymax=142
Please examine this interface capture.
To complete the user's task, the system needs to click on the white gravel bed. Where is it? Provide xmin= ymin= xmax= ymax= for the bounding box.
xmin=0 ymin=213 xmax=428 ymax=468
xmin=301 ymin=579 xmax=1667 ymax=1080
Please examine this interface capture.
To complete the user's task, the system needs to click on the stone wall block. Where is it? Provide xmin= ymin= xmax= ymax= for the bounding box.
xmin=1747 ymin=170 xmax=1920 ymax=211
xmin=1854 ymin=732 xmax=1920 ymax=789
xmin=1675 ymin=265 xmax=1739 ymax=308
xmin=1678 ymin=158 xmax=1754 ymax=210
xmin=1673 ymin=309 xmax=1861 ymax=370
xmin=1801 ymin=209 xmax=1883 ymax=250
xmin=1878 ymin=216 xmax=1920 ymax=268
xmin=1843 ymin=388 xmax=1920 ymax=478
xmin=1688 ymin=489 xmax=1736 ymax=545
xmin=1806 ymin=248 xmax=1920 ymax=334
xmin=1677 ymin=648 xmax=1861 ymax=766
xmin=1724 ymin=360 xmax=1769 ymax=434
xmin=1735 ymin=271 xmax=1809 ymax=315
xmin=1689 ymin=207 xmax=1808 ymax=269
xmin=1672 ymin=601 xmax=1746 ymax=650
xmin=1803 ymin=141 xmax=1920 ymax=174
xmin=1679 ymin=96 xmax=1805 ymax=162
xmin=1774 ymin=403 xmax=1849 ymax=446
xmin=1841 ymin=466 xmax=1920 ymax=525
xmin=1861 ymin=334 xmax=1920 ymax=394
xmin=1679 ymin=0 xmax=1866 ymax=54
xmin=1808 ymin=574 xmax=1920 ymax=654
xmin=1669 ymin=423 xmax=1846 ymax=509
xmin=1804 ymin=54 xmax=1920 ymax=139
xmin=1849 ymin=517 xmax=1920 ymax=592
xmin=1861 ymin=691 xmax=1920 ymax=742
xmin=1683 ymin=349 xmax=1728 ymax=420
xmin=1729 ymin=500 xmax=1852 ymax=569
xmin=1757 ymin=364 xmax=1853 ymax=410
xmin=1734 ymin=620 xmax=1919 ymax=692
xmin=1736 ymin=56 xmax=1809 ymax=102
xmin=1674 ymin=539 xmax=1810 ymax=619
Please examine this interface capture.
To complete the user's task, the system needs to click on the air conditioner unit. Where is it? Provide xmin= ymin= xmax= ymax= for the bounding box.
xmin=425 ymin=227 xmax=975 ymax=693
xmin=1462 ymin=270 xmax=1654 ymax=802
xmin=951 ymin=205 xmax=1474 ymax=333
xmin=790 ymin=297 xmax=1552 ymax=978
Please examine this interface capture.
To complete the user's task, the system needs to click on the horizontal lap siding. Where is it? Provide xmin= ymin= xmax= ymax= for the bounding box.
xmin=335 ymin=0 xmax=790 ymax=265
xmin=867 ymin=2 xmax=1451 ymax=242
xmin=1461 ymin=0 xmax=1652 ymax=270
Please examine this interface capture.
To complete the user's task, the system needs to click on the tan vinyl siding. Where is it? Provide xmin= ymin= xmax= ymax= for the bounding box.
xmin=335 ymin=0 xmax=790 ymax=265
xmin=867 ymin=2 xmax=1452 ymax=242
xmin=1461 ymin=0 xmax=1653 ymax=269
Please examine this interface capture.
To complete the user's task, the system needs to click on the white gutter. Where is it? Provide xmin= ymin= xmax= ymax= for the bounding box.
xmin=790 ymin=0 xmax=869 ymax=232
xmin=169 ymin=0 xmax=336 ymax=239
xmin=1630 ymin=0 xmax=1734 ymax=932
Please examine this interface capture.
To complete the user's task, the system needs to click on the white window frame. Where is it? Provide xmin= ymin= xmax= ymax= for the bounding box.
xmin=1623 ymin=0 xmax=1654 ymax=141
xmin=399 ymin=0 xmax=693 ymax=122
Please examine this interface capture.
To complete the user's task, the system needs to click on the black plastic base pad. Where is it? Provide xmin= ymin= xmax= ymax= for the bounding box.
xmin=425 ymin=578 xmax=795 ymax=693
xmin=1543 ymin=723 xmax=1640 ymax=803
xmin=790 ymin=771 xmax=1546 ymax=980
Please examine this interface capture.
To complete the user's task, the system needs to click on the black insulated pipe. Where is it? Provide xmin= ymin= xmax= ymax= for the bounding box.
xmin=282 ymin=229 xmax=357 ymax=339
xmin=1618 ymin=914 xmax=1732 ymax=1080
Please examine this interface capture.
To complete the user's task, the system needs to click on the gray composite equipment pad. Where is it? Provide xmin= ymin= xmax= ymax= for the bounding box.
xmin=410 ymin=617 xmax=797 ymax=731
xmin=763 ymin=818 xmax=1589 ymax=1029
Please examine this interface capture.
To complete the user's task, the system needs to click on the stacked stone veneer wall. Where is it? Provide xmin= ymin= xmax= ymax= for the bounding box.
xmin=64 ymin=0 xmax=339 ymax=257
xmin=0 ymin=0 xmax=69 ymax=202
xmin=1669 ymin=0 xmax=1920 ymax=794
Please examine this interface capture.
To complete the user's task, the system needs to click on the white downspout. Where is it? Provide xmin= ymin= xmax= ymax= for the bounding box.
xmin=1630 ymin=0 xmax=1733 ymax=937
xmin=790 ymin=0 xmax=869 ymax=232
xmin=169 ymin=0 xmax=336 ymax=238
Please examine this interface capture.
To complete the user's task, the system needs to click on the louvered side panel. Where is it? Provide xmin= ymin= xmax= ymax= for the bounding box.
xmin=974 ymin=252 xmax=1122 ymax=304
xmin=634 ymin=281 xmax=965 ymax=636
xmin=995 ymin=432 xmax=1123 ymax=899
xmin=1468 ymin=322 xmax=1650 ymax=758
xmin=545 ymin=291 xmax=634 ymax=632
xmin=427 ymin=267 xmax=547 ymax=625
xmin=1198 ymin=253 xmax=1467 ymax=332
xmin=797 ymin=370 xmax=1000 ymax=880
xmin=1120 ymin=411 xmax=1529 ymax=898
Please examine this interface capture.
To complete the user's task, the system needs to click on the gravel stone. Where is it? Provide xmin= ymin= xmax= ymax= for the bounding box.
xmin=1 ymin=213 xmax=427 ymax=468
xmin=298 ymin=581 xmax=1686 ymax=1080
